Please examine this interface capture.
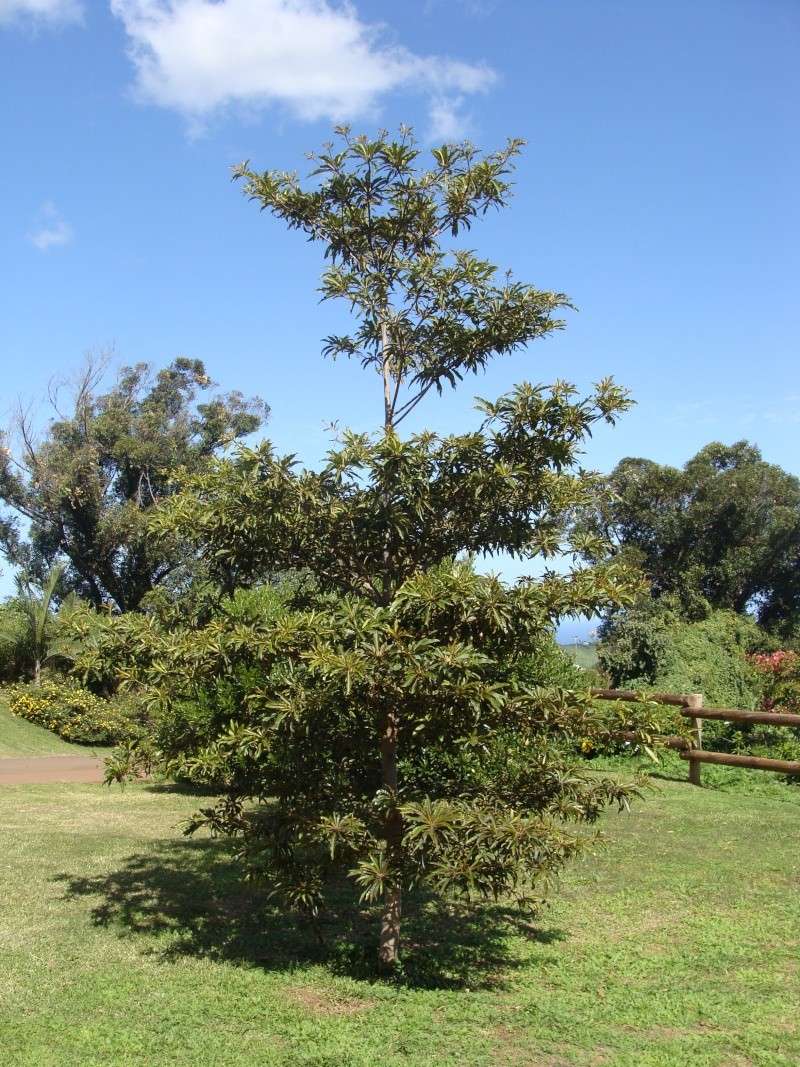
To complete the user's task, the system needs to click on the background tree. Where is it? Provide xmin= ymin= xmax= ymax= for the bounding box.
xmin=97 ymin=129 xmax=651 ymax=972
xmin=0 ymin=357 xmax=267 ymax=612
xmin=16 ymin=564 xmax=63 ymax=685
xmin=576 ymin=442 xmax=800 ymax=628
xmin=0 ymin=599 xmax=31 ymax=683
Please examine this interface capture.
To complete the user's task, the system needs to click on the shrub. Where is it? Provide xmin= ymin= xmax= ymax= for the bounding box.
xmin=0 ymin=601 xmax=32 ymax=682
xmin=6 ymin=679 xmax=144 ymax=745
xmin=652 ymin=611 xmax=767 ymax=712
xmin=597 ymin=597 xmax=675 ymax=688
xmin=600 ymin=603 xmax=767 ymax=710
xmin=597 ymin=604 xmax=781 ymax=753
xmin=515 ymin=637 xmax=587 ymax=690
xmin=752 ymin=651 xmax=800 ymax=712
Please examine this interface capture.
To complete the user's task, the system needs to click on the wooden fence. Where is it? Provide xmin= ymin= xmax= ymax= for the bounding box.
xmin=590 ymin=688 xmax=800 ymax=785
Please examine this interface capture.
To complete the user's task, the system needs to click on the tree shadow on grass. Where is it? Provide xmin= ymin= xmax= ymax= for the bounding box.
xmin=55 ymin=838 xmax=566 ymax=990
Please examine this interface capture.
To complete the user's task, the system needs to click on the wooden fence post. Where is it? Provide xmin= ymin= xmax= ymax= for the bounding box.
xmin=686 ymin=693 xmax=704 ymax=785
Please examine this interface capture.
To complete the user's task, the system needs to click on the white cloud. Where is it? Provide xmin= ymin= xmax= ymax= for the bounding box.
xmin=0 ymin=0 xmax=82 ymax=25
xmin=110 ymin=0 xmax=495 ymax=134
xmin=28 ymin=201 xmax=74 ymax=250
xmin=428 ymin=96 xmax=470 ymax=143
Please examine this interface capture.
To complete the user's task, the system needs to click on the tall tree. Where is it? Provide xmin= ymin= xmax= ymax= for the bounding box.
xmin=576 ymin=442 xmax=800 ymax=628
xmin=0 ymin=357 xmax=267 ymax=612
xmin=97 ymin=129 xmax=648 ymax=971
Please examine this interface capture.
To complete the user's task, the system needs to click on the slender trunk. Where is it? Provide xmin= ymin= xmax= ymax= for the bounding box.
xmin=379 ymin=881 xmax=402 ymax=967
xmin=33 ymin=658 xmax=41 ymax=687
xmin=379 ymin=711 xmax=402 ymax=968
xmin=380 ymin=321 xmax=393 ymax=432
xmin=378 ymin=317 xmax=403 ymax=969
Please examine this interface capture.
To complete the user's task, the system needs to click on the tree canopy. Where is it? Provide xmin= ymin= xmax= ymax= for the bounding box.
xmin=576 ymin=441 xmax=800 ymax=630
xmin=0 ymin=357 xmax=267 ymax=612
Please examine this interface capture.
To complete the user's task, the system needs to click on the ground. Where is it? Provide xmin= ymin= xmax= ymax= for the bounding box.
xmin=1 ymin=740 xmax=798 ymax=1066
xmin=0 ymin=699 xmax=109 ymax=781
xmin=561 ymin=642 xmax=600 ymax=672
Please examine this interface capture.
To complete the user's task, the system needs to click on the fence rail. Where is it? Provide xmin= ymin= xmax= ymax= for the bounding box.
xmin=590 ymin=688 xmax=800 ymax=784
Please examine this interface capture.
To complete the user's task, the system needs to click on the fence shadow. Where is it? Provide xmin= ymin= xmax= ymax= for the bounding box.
xmin=54 ymin=838 xmax=565 ymax=990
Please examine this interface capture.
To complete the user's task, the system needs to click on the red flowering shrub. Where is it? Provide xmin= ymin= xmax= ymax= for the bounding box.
xmin=751 ymin=651 xmax=800 ymax=712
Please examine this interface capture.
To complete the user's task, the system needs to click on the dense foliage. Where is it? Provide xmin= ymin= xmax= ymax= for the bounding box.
xmin=0 ymin=600 xmax=31 ymax=682
xmin=576 ymin=442 xmax=800 ymax=631
xmin=599 ymin=601 xmax=767 ymax=709
xmin=753 ymin=651 xmax=800 ymax=714
xmin=0 ymin=357 xmax=267 ymax=611
xmin=94 ymin=128 xmax=657 ymax=969
xmin=593 ymin=600 xmax=800 ymax=759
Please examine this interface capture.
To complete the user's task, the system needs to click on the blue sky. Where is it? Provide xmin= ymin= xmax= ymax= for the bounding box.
xmin=1 ymin=0 xmax=798 ymax=634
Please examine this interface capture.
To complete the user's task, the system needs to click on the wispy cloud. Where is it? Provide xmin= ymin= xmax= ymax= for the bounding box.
xmin=110 ymin=0 xmax=495 ymax=137
xmin=28 ymin=201 xmax=74 ymax=251
xmin=664 ymin=395 xmax=800 ymax=429
xmin=424 ymin=0 xmax=497 ymax=15
xmin=0 ymin=0 xmax=83 ymax=25
xmin=428 ymin=96 xmax=472 ymax=142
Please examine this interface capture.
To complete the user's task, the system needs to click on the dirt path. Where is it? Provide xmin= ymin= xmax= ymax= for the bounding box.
xmin=0 ymin=755 xmax=106 ymax=785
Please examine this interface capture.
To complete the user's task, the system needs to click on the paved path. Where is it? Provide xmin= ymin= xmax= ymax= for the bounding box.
xmin=0 ymin=755 xmax=106 ymax=785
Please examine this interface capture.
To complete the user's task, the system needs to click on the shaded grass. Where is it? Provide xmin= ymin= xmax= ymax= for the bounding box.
xmin=0 ymin=773 xmax=799 ymax=1065
xmin=0 ymin=696 xmax=110 ymax=758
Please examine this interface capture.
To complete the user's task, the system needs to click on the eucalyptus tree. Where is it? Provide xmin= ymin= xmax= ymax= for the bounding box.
xmin=575 ymin=442 xmax=800 ymax=629
xmin=0 ymin=357 xmax=267 ymax=611
xmin=98 ymin=129 xmax=649 ymax=970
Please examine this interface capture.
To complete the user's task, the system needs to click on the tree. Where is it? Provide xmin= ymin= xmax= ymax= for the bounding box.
xmin=0 ymin=600 xmax=30 ymax=683
xmin=0 ymin=357 xmax=268 ymax=612
xmin=17 ymin=564 xmax=63 ymax=685
xmin=575 ymin=442 xmax=800 ymax=628
xmin=96 ymin=129 xmax=648 ymax=971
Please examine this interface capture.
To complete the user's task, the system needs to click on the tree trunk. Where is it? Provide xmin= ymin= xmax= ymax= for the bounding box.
xmin=379 ymin=881 xmax=402 ymax=968
xmin=33 ymin=658 xmax=41 ymax=687
xmin=378 ymin=319 xmax=402 ymax=969
xmin=378 ymin=712 xmax=402 ymax=969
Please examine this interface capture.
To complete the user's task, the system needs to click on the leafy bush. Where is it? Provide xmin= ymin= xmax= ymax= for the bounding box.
xmin=6 ymin=679 xmax=145 ymax=745
xmin=0 ymin=601 xmax=31 ymax=682
xmin=745 ymin=652 xmax=800 ymax=762
xmin=600 ymin=603 xmax=767 ymax=710
xmin=752 ymin=651 xmax=800 ymax=712
xmin=601 ymin=606 xmax=785 ymax=755
xmin=597 ymin=597 xmax=674 ymax=687
xmin=650 ymin=611 xmax=767 ymax=712
xmin=515 ymin=638 xmax=586 ymax=690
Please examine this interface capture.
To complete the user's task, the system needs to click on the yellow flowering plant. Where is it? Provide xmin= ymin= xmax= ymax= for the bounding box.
xmin=6 ymin=679 xmax=142 ymax=745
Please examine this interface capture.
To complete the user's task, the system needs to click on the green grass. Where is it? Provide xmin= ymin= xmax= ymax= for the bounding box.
xmin=1 ymin=768 xmax=798 ymax=1066
xmin=0 ymin=695 xmax=106 ymax=757
xmin=561 ymin=641 xmax=600 ymax=671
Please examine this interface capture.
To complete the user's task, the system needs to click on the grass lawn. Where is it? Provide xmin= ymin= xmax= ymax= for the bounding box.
xmin=561 ymin=642 xmax=600 ymax=672
xmin=1 ymin=761 xmax=798 ymax=1066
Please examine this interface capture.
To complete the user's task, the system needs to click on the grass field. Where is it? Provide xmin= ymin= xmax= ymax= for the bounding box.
xmin=561 ymin=642 xmax=600 ymax=671
xmin=1 ymin=757 xmax=798 ymax=1066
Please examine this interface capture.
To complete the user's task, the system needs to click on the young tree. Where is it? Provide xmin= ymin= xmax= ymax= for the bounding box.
xmin=99 ymin=130 xmax=648 ymax=970
xmin=0 ymin=357 xmax=268 ymax=612
xmin=17 ymin=564 xmax=63 ymax=685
